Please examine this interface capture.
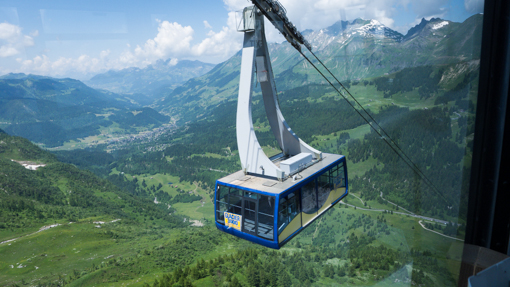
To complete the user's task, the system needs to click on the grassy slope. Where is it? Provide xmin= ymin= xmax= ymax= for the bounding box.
xmin=0 ymin=134 xmax=189 ymax=286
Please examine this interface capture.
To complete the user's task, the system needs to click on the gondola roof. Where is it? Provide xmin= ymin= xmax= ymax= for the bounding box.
xmin=217 ymin=153 xmax=345 ymax=195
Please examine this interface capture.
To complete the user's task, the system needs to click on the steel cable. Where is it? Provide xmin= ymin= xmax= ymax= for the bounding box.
xmin=296 ymin=48 xmax=449 ymax=205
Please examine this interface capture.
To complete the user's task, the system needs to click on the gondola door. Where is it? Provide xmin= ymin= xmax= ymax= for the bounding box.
xmin=242 ymin=197 xmax=258 ymax=236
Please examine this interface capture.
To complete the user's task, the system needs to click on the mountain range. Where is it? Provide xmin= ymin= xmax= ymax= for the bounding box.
xmin=154 ymin=15 xmax=482 ymax=123
xmin=85 ymin=59 xmax=216 ymax=105
xmin=0 ymin=15 xmax=482 ymax=147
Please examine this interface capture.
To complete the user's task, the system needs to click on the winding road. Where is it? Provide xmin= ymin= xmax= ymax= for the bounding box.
xmin=0 ymin=224 xmax=61 ymax=245
xmin=0 ymin=219 xmax=121 ymax=246
xmin=418 ymin=220 xmax=463 ymax=241
xmin=379 ymin=192 xmax=415 ymax=215
xmin=341 ymin=193 xmax=464 ymax=242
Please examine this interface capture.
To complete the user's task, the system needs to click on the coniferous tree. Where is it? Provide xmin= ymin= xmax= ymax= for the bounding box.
xmin=231 ymin=276 xmax=241 ymax=287
xmin=191 ymin=266 xmax=200 ymax=280
xmin=246 ymin=264 xmax=259 ymax=287
xmin=278 ymin=271 xmax=292 ymax=287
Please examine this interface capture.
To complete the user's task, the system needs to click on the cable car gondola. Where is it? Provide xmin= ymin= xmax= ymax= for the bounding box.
xmin=214 ymin=1 xmax=348 ymax=249
xmin=215 ymin=153 xmax=347 ymax=249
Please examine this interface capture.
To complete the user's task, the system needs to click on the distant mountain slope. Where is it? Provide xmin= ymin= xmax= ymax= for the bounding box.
xmin=0 ymin=74 xmax=131 ymax=108
xmin=0 ymin=74 xmax=169 ymax=147
xmin=86 ymin=59 xmax=215 ymax=102
xmin=109 ymin=107 xmax=170 ymax=128
xmin=154 ymin=15 xmax=482 ymax=123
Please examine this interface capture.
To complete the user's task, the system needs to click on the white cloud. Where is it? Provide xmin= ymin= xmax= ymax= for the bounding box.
xmin=19 ymin=54 xmax=104 ymax=76
xmin=191 ymin=11 xmax=242 ymax=62
xmin=169 ymin=58 xmax=179 ymax=66
xmin=122 ymin=2 xmax=242 ymax=65
xmin=276 ymin=0 xmax=402 ymax=30
xmin=410 ymin=0 xmax=448 ymax=19
xmin=465 ymin=0 xmax=484 ymax=13
xmin=0 ymin=22 xmax=22 ymax=40
xmin=11 ymin=15 xmax=240 ymax=77
xmin=223 ymin=0 xmax=251 ymax=11
xmin=0 ymin=22 xmax=35 ymax=57
xmin=99 ymin=49 xmax=110 ymax=59
xmin=134 ymin=21 xmax=194 ymax=61
xmin=1 ymin=0 xmax=476 ymax=78
xmin=204 ymin=20 xmax=213 ymax=29
xmin=0 ymin=45 xmax=18 ymax=57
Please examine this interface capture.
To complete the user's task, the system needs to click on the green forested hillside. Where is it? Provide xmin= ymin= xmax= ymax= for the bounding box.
xmin=0 ymin=132 xmax=185 ymax=229
xmin=109 ymin=107 xmax=170 ymax=129
xmin=0 ymin=132 xmax=198 ymax=286
xmin=0 ymin=75 xmax=129 ymax=107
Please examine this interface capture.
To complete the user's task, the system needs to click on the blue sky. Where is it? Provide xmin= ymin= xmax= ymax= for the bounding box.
xmin=0 ymin=0 xmax=484 ymax=80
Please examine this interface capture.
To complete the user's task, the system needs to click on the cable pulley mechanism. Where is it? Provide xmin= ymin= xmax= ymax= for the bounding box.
xmin=250 ymin=0 xmax=312 ymax=51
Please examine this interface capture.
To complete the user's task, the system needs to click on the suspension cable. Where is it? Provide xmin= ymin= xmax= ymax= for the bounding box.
xmin=296 ymin=48 xmax=449 ymax=205
xmin=306 ymin=51 xmax=440 ymax=194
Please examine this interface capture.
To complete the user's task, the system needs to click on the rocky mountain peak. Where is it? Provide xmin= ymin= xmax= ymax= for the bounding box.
xmin=403 ymin=17 xmax=450 ymax=41
xmin=303 ymin=18 xmax=403 ymax=50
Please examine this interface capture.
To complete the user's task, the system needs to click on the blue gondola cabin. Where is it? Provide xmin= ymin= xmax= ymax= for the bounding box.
xmin=215 ymin=153 xmax=348 ymax=249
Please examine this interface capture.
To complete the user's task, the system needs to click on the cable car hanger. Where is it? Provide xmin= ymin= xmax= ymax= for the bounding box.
xmin=236 ymin=3 xmax=321 ymax=181
xmin=214 ymin=1 xmax=348 ymax=249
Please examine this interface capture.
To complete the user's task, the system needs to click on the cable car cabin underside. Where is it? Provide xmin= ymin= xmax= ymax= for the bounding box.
xmin=215 ymin=153 xmax=348 ymax=249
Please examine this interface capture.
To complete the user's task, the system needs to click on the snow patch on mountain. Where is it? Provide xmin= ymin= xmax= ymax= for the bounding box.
xmin=432 ymin=21 xmax=449 ymax=30
xmin=304 ymin=18 xmax=403 ymax=51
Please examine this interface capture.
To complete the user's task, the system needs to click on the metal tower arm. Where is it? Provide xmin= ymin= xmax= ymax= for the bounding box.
xmin=236 ymin=6 xmax=321 ymax=181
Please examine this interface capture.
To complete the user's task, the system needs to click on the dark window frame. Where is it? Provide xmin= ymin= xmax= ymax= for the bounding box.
xmin=464 ymin=0 xmax=510 ymax=255
xmin=215 ymin=184 xmax=276 ymax=241
xmin=278 ymin=189 xmax=301 ymax=235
